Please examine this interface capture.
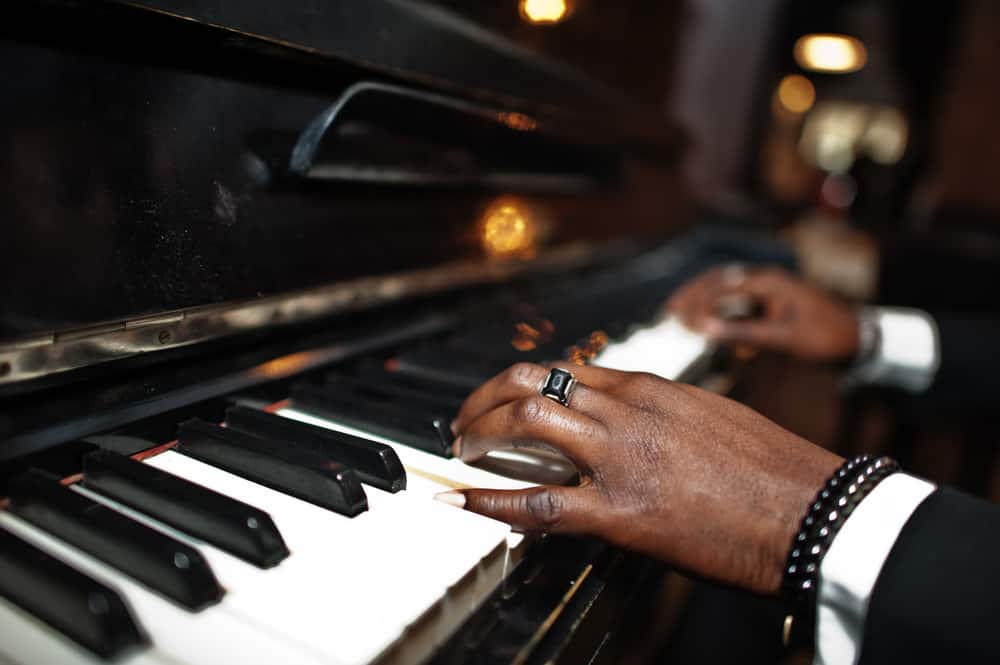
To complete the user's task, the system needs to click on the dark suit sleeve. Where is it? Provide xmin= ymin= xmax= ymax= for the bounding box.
xmin=923 ymin=314 xmax=1000 ymax=403
xmin=857 ymin=487 xmax=1000 ymax=664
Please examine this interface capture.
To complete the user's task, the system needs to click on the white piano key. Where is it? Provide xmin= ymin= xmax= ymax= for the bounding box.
xmin=593 ymin=315 xmax=711 ymax=380
xmin=277 ymin=407 xmax=537 ymax=551
xmin=0 ymin=646 xmax=18 ymax=665
xmin=0 ymin=596 xmax=164 ymax=665
xmin=277 ymin=408 xmax=536 ymax=493
xmin=0 ymin=512 xmax=331 ymax=665
xmin=146 ymin=450 xmax=509 ymax=665
xmin=77 ymin=466 xmax=506 ymax=608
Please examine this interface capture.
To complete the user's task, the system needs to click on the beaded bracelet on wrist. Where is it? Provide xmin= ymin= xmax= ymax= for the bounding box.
xmin=781 ymin=454 xmax=901 ymax=647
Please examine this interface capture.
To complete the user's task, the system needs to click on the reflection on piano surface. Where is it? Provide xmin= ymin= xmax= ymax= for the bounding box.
xmin=1 ymin=234 xmax=758 ymax=665
xmin=0 ymin=2 xmax=791 ymax=663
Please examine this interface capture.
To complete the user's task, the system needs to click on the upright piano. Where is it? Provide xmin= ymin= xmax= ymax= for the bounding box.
xmin=0 ymin=2 xmax=793 ymax=663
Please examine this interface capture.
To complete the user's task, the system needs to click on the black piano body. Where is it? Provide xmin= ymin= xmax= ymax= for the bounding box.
xmin=0 ymin=3 xmax=793 ymax=663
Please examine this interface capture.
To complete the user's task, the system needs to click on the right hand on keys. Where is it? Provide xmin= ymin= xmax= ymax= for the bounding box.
xmin=666 ymin=266 xmax=862 ymax=363
xmin=438 ymin=362 xmax=843 ymax=595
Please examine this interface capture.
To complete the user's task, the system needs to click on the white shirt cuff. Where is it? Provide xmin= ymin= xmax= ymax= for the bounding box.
xmin=848 ymin=307 xmax=940 ymax=392
xmin=814 ymin=473 xmax=936 ymax=665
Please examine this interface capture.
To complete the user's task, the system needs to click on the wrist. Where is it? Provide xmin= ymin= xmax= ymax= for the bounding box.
xmin=759 ymin=448 xmax=844 ymax=594
xmin=834 ymin=306 xmax=863 ymax=361
xmin=780 ymin=455 xmax=902 ymax=648
xmin=852 ymin=307 xmax=880 ymax=365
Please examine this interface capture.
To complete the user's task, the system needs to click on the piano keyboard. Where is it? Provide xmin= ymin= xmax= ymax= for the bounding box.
xmin=0 ymin=314 xmax=709 ymax=665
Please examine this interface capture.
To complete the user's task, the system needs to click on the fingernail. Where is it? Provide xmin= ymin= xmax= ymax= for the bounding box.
xmin=450 ymin=419 xmax=459 ymax=435
xmin=451 ymin=435 xmax=463 ymax=458
xmin=434 ymin=491 xmax=466 ymax=509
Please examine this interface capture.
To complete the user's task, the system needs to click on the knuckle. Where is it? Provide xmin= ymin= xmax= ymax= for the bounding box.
xmin=620 ymin=372 xmax=668 ymax=411
xmin=512 ymin=396 xmax=549 ymax=427
xmin=525 ymin=490 xmax=565 ymax=531
xmin=628 ymin=371 xmax=663 ymax=392
xmin=509 ymin=362 xmax=542 ymax=389
xmin=580 ymin=419 xmax=604 ymax=443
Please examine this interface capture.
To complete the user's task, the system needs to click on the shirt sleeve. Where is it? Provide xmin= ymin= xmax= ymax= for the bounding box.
xmin=846 ymin=307 xmax=940 ymax=392
xmin=814 ymin=473 xmax=936 ymax=665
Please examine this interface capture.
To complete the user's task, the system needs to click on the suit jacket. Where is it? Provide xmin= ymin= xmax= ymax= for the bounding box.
xmin=923 ymin=314 xmax=1000 ymax=402
xmin=857 ymin=487 xmax=1000 ymax=663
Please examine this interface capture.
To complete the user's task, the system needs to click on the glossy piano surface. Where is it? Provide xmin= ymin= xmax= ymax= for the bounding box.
xmin=0 ymin=1 xmax=691 ymax=402
xmin=0 ymin=251 xmax=731 ymax=664
xmin=0 ymin=2 xmax=793 ymax=663
xmin=0 ymin=233 xmax=795 ymax=665
xmin=0 ymin=0 xmax=683 ymax=343
xmin=116 ymin=0 xmax=639 ymax=113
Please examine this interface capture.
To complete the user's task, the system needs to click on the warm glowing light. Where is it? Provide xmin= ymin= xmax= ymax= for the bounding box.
xmin=589 ymin=330 xmax=609 ymax=350
xmin=798 ymin=102 xmax=909 ymax=173
xmin=799 ymin=102 xmax=868 ymax=172
xmin=794 ymin=34 xmax=867 ymax=74
xmin=519 ymin=0 xmax=572 ymax=25
xmin=253 ymin=352 xmax=315 ymax=379
xmin=776 ymin=74 xmax=816 ymax=114
xmin=480 ymin=200 xmax=539 ymax=260
xmin=499 ymin=112 xmax=538 ymax=132
xmin=565 ymin=330 xmax=610 ymax=365
xmin=862 ymin=108 xmax=908 ymax=165
xmin=511 ymin=319 xmax=555 ymax=352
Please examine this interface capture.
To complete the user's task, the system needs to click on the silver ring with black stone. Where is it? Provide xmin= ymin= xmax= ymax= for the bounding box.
xmin=540 ymin=368 xmax=577 ymax=408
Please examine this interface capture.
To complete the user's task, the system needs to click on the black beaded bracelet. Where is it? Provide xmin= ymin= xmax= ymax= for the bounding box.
xmin=781 ymin=454 xmax=901 ymax=647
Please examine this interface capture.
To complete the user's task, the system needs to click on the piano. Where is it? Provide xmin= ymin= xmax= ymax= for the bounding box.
xmin=0 ymin=2 xmax=795 ymax=664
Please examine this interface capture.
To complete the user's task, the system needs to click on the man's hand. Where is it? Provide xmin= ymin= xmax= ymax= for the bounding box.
xmin=667 ymin=266 xmax=861 ymax=363
xmin=443 ymin=362 xmax=843 ymax=595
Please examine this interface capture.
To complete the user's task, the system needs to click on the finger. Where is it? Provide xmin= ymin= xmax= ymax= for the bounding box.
xmin=678 ymin=269 xmax=793 ymax=331
xmin=458 ymin=394 xmax=608 ymax=468
xmin=546 ymin=361 xmax=637 ymax=394
xmin=673 ymin=269 xmax=764 ymax=330
xmin=453 ymin=362 xmax=630 ymax=435
xmin=702 ymin=318 xmax=793 ymax=350
xmin=436 ymin=485 xmax=600 ymax=533
xmin=666 ymin=268 xmax=724 ymax=323
xmin=718 ymin=270 xmax=786 ymax=299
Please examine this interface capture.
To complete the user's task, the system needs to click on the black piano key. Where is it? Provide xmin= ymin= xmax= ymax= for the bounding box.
xmin=327 ymin=372 xmax=466 ymax=414
xmin=81 ymin=450 xmax=290 ymax=568
xmin=356 ymin=363 xmax=472 ymax=403
xmin=291 ymin=382 xmax=455 ymax=457
xmin=224 ymin=406 xmax=405 ymax=493
xmin=0 ymin=526 xmax=147 ymax=659
xmin=318 ymin=377 xmax=461 ymax=429
xmin=176 ymin=419 xmax=368 ymax=517
xmin=7 ymin=470 xmax=224 ymax=612
xmin=439 ymin=318 xmax=558 ymax=360
xmin=393 ymin=347 xmax=502 ymax=392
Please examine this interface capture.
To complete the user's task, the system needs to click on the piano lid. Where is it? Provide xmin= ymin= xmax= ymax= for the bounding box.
xmin=115 ymin=0 xmax=645 ymax=117
xmin=0 ymin=1 xmax=689 ymax=388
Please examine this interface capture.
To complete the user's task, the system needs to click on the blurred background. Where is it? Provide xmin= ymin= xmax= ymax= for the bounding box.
xmin=436 ymin=1 xmax=1000 ymax=663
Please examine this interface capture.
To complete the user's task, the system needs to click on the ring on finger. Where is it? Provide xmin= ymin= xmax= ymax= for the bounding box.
xmin=540 ymin=367 xmax=577 ymax=408
xmin=722 ymin=262 xmax=747 ymax=287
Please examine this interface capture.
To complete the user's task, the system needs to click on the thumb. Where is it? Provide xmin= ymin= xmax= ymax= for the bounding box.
xmin=436 ymin=486 xmax=589 ymax=533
